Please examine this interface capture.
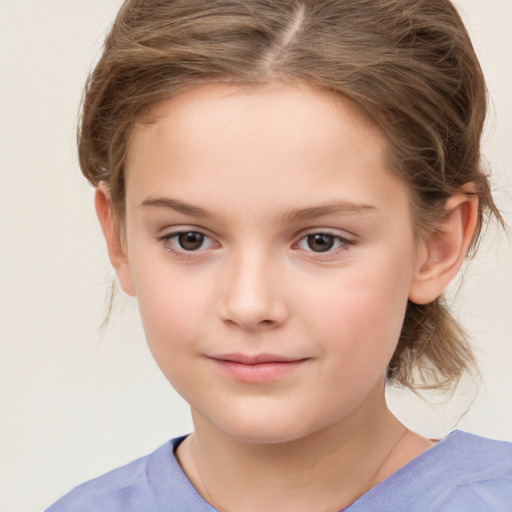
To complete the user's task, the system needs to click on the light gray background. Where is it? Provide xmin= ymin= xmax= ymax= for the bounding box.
xmin=1 ymin=1 xmax=511 ymax=511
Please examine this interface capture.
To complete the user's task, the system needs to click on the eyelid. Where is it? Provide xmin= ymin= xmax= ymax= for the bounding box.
xmin=157 ymin=224 xmax=218 ymax=241
xmin=295 ymin=227 xmax=356 ymax=243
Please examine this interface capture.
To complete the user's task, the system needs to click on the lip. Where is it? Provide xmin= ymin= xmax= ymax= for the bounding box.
xmin=207 ymin=353 xmax=310 ymax=383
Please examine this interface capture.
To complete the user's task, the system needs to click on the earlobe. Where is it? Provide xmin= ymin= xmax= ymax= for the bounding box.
xmin=95 ymin=182 xmax=136 ymax=297
xmin=408 ymin=186 xmax=479 ymax=305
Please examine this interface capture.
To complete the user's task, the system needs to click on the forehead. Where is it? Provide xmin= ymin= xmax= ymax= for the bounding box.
xmin=124 ymin=82 xmax=409 ymax=221
xmin=129 ymin=82 xmax=383 ymax=162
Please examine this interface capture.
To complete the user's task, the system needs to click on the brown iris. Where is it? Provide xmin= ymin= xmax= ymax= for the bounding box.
xmin=306 ymin=234 xmax=335 ymax=252
xmin=178 ymin=232 xmax=205 ymax=250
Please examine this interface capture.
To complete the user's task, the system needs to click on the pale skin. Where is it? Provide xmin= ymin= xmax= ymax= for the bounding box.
xmin=96 ymin=83 xmax=478 ymax=511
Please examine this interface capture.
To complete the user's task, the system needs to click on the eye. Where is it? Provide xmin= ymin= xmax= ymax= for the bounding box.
xmin=297 ymin=233 xmax=351 ymax=253
xmin=159 ymin=230 xmax=216 ymax=253
xmin=176 ymin=231 xmax=206 ymax=251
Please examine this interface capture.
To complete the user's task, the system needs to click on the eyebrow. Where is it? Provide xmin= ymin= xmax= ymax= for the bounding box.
xmin=140 ymin=197 xmax=378 ymax=221
xmin=282 ymin=202 xmax=378 ymax=222
xmin=140 ymin=197 xmax=217 ymax=218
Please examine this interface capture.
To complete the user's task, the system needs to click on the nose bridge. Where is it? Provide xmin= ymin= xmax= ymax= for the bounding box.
xmin=221 ymin=242 xmax=286 ymax=329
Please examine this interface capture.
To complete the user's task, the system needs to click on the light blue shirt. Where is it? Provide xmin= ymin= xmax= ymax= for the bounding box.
xmin=46 ymin=430 xmax=512 ymax=511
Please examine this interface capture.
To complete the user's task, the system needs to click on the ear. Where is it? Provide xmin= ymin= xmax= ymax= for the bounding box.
xmin=95 ymin=182 xmax=136 ymax=297
xmin=408 ymin=185 xmax=479 ymax=305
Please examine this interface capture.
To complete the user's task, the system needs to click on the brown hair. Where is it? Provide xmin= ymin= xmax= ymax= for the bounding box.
xmin=78 ymin=0 xmax=502 ymax=391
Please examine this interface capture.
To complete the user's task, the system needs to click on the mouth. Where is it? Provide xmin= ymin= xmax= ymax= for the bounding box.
xmin=207 ymin=353 xmax=310 ymax=383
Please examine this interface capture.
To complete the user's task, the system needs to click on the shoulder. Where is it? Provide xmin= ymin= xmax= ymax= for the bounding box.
xmin=416 ymin=431 xmax=512 ymax=510
xmin=45 ymin=453 xmax=154 ymax=512
xmin=438 ymin=430 xmax=512 ymax=473
xmin=350 ymin=431 xmax=512 ymax=512
xmin=45 ymin=437 xmax=193 ymax=512
xmin=401 ymin=431 xmax=512 ymax=511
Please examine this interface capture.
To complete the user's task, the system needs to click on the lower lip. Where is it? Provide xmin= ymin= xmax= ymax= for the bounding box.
xmin=210 ymin=358 xmax=308 ymax=383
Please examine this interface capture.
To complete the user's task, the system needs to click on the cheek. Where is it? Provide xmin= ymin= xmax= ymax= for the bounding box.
xmin=297 ymin=253 xmax=412 ymax=369
xmin=129 ymin=258 xmax=212 ymax=370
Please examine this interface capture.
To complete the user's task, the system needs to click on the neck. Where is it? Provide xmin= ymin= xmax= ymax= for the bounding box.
xmin=176 ymin=385 xmax=431 ymax=512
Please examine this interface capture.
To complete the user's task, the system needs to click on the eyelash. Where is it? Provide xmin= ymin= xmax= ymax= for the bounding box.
xmin=157 ymin=229 xmax=355 ymax=260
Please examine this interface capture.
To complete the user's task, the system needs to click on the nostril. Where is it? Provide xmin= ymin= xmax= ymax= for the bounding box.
xmin=223 ymin=317 xmax=277 ymax=330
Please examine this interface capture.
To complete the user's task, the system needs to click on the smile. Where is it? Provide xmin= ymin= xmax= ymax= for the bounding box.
xmin=207 ymin=353 xmax=310 ymax=383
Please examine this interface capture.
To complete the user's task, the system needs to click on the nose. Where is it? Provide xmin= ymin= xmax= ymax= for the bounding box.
xmin=219 ymin=248 xmax=288 ymax=330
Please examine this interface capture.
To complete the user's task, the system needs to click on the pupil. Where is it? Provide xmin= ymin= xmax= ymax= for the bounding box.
xmin=178 ymin=232 xmax=204 ymax=250
xmin=307 ymin=234 xmax=334 ymax=252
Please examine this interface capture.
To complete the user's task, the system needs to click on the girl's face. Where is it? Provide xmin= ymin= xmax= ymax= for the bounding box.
xmin=120 ymin=83 xmax=422 ymax=443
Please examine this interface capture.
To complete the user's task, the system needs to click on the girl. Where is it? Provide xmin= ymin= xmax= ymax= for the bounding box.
xmin=47 ymin=0 xmax=512 ymax=510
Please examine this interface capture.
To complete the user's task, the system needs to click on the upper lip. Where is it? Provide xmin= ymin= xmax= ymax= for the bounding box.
xmin=209 ymin=353 xmax=307 ymax=365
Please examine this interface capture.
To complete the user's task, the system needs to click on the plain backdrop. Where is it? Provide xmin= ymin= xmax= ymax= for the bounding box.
xmin=1 ymin=1 xmax=511 ymax=511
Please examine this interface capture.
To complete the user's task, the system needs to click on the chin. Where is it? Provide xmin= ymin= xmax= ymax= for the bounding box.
xmin=212 ymin=410 xmax=330 ymax=446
